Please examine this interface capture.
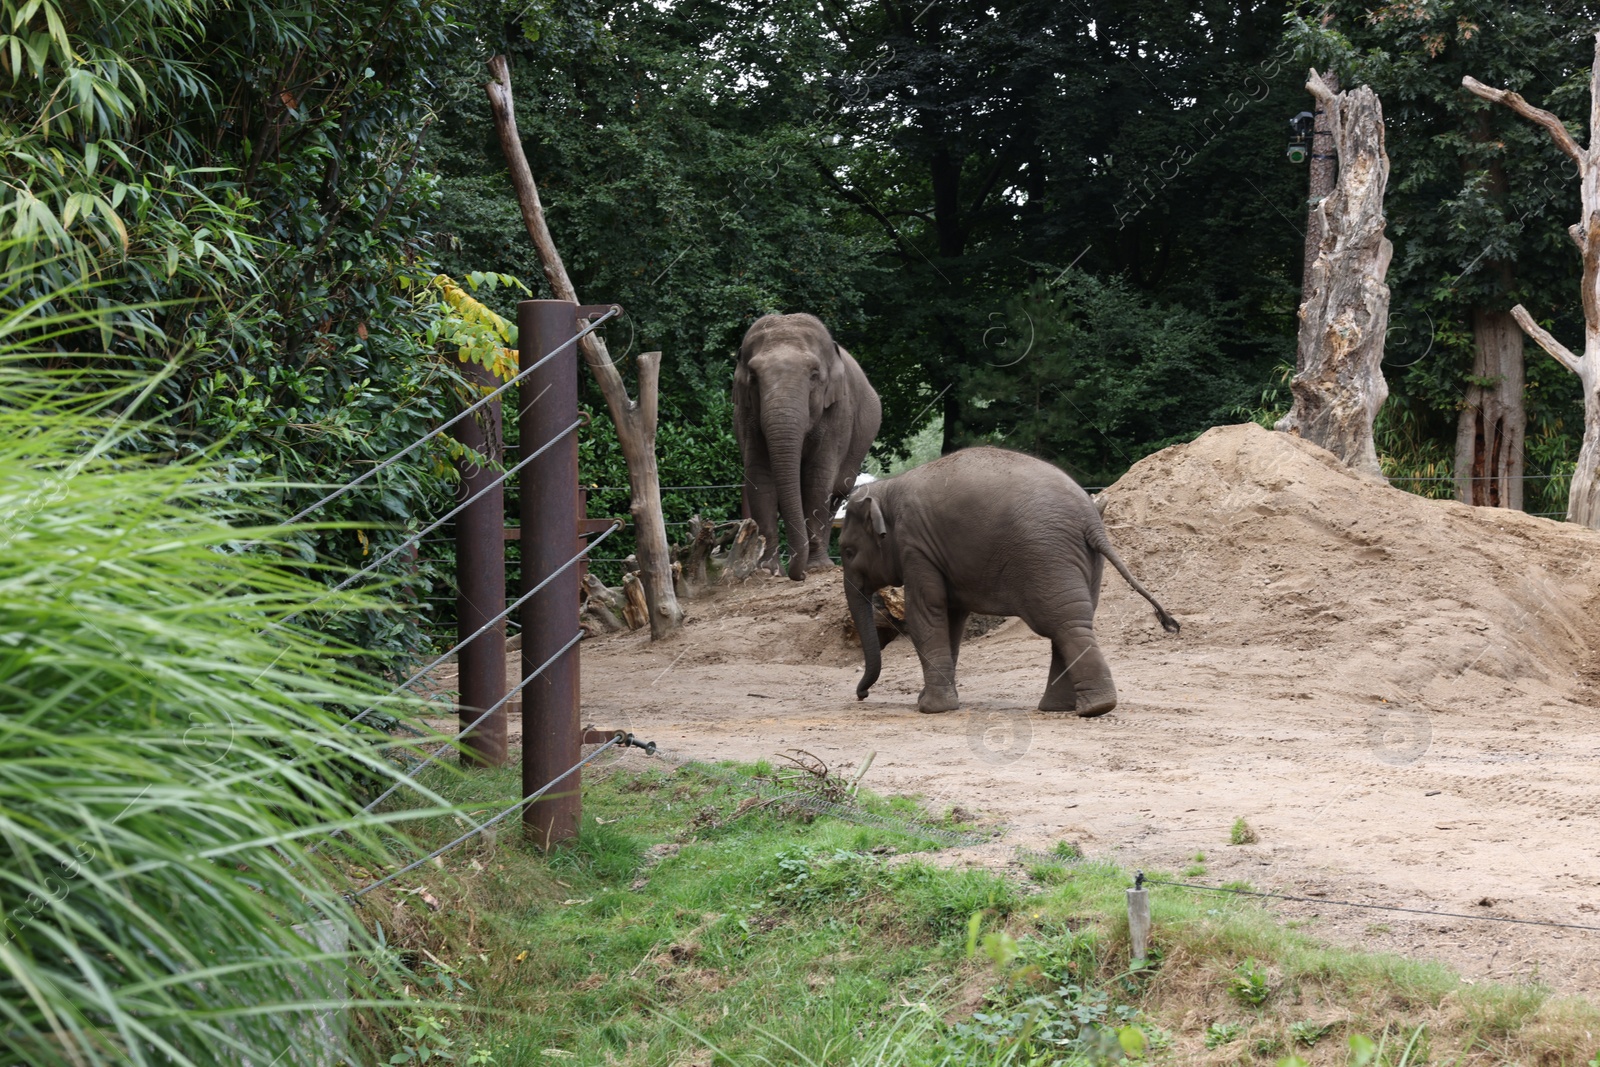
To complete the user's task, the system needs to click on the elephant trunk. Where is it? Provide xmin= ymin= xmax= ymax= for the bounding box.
xmin=846 ymin=574 xmax=881 ymax=700
xmin=762 ymin=406 xmax=810 ymax=581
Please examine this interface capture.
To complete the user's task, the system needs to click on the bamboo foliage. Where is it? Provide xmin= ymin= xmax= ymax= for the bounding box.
xmin=0 ymin=298 xmax=450 ymax=1064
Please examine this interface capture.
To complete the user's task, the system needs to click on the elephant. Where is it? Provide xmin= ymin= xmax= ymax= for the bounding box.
xmin=839 ymin=446 xmax=1179 ymax=715
xmin=734 ymin=313 xmax=882 ymax=580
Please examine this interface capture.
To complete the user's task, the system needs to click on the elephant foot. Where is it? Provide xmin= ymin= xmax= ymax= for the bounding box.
xmin=1072 ymin=687 xmax=1118 ymax=718
xmin=805 ymin=555 xmax=835 ymax=572
xmin=917 ymin=685 xmax=960 ymax=714
xmin=1037 ymin=691 xmax=1077 ymax=713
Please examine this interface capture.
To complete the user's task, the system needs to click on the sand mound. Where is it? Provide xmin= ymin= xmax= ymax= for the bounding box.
xmin=1094 ymin=423 xmax=1600 ymax=700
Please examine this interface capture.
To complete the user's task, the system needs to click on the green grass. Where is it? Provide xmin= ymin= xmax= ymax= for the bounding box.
xmin=374 ymin=762 xmax=1600 ymax=1067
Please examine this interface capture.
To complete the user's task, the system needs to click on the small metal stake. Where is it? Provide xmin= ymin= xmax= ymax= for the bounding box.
xmin=1127 ymin=871 xmax=1151 ymax=966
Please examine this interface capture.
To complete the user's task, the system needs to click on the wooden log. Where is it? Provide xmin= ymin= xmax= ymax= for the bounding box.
xmin=580 ymin=573 xmax=625 ymax=633
xmin=1276 ymin=70 xmax=1392 ymax=475
xmin=621 ymin=571 xmax=649 ymax=630
xmin=724 ymin=519 xmax=766 ymax=581
xmin=671 ymin=560 xmax=688 ymax=600
xmin=842 ymin=586 xmax=905 ymax=649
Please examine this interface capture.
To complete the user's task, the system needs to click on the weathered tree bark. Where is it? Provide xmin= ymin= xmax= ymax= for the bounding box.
xmin=485 ymin=55 xmax=685 ymax=636
xmin=1303 ymin=70 xmax=1341 ymax=298
xmin=621 ymin=572 xmax=649 ymax=630
xmin=724 ymin=519 xmax=767 ymax=581
xmin=1454 ymin=305 xmax=1526 ymax=508
xmin=1465 ymin=40 xmax=1600 ymax=526
xmin=581 ymin=573 xmax=625 ymax=633
xmin=676 ymin=515 xmax=739 ymax=594
xmin=1277 ymin=70 xmax=1392 ymax=475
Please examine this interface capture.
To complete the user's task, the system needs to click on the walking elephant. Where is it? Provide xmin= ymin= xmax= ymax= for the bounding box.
xmin=734 ymin=313 xmax=881 ymax=580
xmin=839 ymin=447 xmax=1179 ymax=715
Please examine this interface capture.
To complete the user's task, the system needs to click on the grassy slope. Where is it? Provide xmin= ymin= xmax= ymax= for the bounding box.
xmin=367 ymin=759 xmax=1600 ymax=1067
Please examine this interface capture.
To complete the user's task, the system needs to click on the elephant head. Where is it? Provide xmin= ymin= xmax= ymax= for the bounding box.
xmin=734 ymin=314 xmax=849 ymax=579
xmin=839 ymin=488 xmax=900 ymax=699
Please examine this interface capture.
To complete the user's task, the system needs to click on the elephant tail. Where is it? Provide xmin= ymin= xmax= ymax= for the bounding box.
xmin=1087 ymin=526 xmax=1180 ymax=634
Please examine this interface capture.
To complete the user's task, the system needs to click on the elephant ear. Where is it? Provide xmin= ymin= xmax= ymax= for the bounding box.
xmin=867 ymin=494 xmax=888 ymax=538
xmin=823 ymin=342 xmax=848 ymax=409
xmin=732 ymin=342 xmax=759 ymax=420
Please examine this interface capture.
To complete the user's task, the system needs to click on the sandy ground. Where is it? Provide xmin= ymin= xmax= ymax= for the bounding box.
xmin=436 ymin=425 xmax=1600 ymax=996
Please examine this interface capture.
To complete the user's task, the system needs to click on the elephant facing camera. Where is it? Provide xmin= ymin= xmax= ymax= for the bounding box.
xmin=733 ymin=313 xmax=882 ymax=581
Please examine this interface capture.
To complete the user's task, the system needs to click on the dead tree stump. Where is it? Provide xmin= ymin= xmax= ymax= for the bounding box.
xmin=1465 ymin=36 xmax=1600 ymax=526
xmin=621 ymin=572 xmax=649 ymax=630
xmin=581 ymin=573 xmax=625 ymax=633
xmin=1277 ymin=69 xmax=1392 ymax=475
xmin=724 ymin=519 xmax=766 ymax=581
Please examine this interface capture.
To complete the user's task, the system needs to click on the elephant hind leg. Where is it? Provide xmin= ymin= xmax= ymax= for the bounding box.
xmin=948 ymin=609 xmax=970 ymax=670
xmin=1039 ymin=644 xmax=1076 ymax=712
xmin=1039 ymin=623 xmax=1116 ymax=716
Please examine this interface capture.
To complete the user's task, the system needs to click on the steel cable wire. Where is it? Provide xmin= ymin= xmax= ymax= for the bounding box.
xmin=344 ymin=523 xmax=619 ymax=730
xmin=358 ymin=630 xmax=583 ymax=816
xmin=351 ymin=737 xmax=621 ymax=899
xmin=273 ymin=419 xmax=582 ymax=630
xmin=287 ymin=308 xmax=618 ymax=524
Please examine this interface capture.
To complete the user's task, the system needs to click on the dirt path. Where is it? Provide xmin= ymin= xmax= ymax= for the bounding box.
xmin=441 ymin=426 xmax=1600 ymax=995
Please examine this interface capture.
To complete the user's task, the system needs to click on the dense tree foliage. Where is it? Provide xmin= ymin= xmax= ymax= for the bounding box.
xmin=10 ymin=0 xmax=1600 ymax=614
xmin=0 ymin=0 xmax=473 ymax=662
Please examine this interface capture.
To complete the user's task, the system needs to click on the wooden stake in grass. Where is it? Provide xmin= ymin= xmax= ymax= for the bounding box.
xmin=484 ymin=55 xmax=684 ymax=636
xmin=1464 ymin=36 xmax=1600 ymax=527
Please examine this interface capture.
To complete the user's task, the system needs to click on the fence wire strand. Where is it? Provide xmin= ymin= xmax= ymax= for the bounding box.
xmin=1143 ymin=876 xmax=1600 ymax=934
xmin=288 ymin=308 xmax=618 ymax=524
xmin=352 ymin=737 xmax=621 ymax=899
xmin=275 ymin=419 xmax=582 ymax=630
xmin=346 ymin=523 xmax=620 ymax=730
xmin=355 ymin=631 xmax=584 ymax=820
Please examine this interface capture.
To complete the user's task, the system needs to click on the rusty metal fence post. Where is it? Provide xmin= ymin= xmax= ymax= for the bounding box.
xmin=455 ymin=357 xmax=508 ymax=766
xmin=520 ymin=299 xmax=584 ymax=847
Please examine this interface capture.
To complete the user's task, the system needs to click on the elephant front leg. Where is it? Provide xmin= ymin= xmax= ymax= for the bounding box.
xmin=1040 ymin=624 xmax=1117 ymax=717
xmin=745 ymin=473 xmax=781 ymax=574
xmin=905 ymin=566 xmax=960 ymax=713
xmin=801 ymin=472 xmax=835 ymax=571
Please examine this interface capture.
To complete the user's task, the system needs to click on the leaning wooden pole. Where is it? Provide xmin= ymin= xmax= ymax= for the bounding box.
xmin=484 ymin=55 xmax=684 ymax=636
xmin=1464 ymin=35 xmax=1600 ymax=527
xmin=1277 ymin=69 xmax=1392 ymax=475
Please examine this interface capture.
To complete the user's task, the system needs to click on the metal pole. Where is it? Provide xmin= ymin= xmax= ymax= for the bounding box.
xmin=1127 ymin=872 xmax=1151 ymax=966
xmin=520 ymin=299 xmax=582 ymax=847
xmin=455 ymin=358 xmax=508 ymax=767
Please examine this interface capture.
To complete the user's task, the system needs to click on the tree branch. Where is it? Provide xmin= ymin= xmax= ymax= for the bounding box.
xmin=1510 ymin=303 xmax=1582 ymax=374
xmin=812 ymin=158 xmax=917 ymax=261
xmin=1461 ymin=75 xmax=1584 ymax=167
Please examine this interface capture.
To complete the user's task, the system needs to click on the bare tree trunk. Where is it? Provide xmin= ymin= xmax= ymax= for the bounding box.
xmin=484 ymin=55 xmax=684 ymax=636
xmin=1465 ymin=37 xmax=1600 ymax=526
xmin=1302 ymin=70 xmax=1340 ymax=299
xmin=1454 ymin=306 xmax=1526 ymax=508
xmin=1277 ymin=70 xmax=1392 ymax=475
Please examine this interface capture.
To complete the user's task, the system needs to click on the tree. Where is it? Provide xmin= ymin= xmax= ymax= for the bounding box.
xmin=1276 ymin=72 xmax=1393 ymax=474
xmin=1466 ymin=34 xmax=1600 ymax=527
xmin=1292 ymin=2 xmax=1597 ymax=509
